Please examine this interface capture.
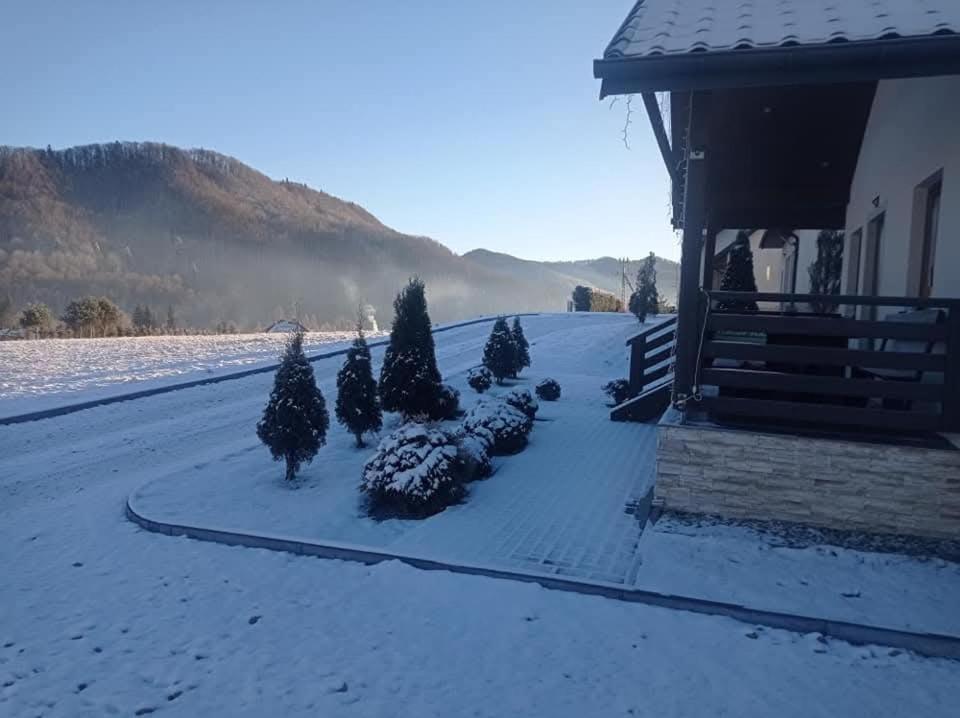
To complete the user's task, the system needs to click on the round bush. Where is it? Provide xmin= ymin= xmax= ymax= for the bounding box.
xmin=536 ymin=378 xmax=561 ymax=401
xmin=455 ymin=430 xmax=493 ymax=481
xmin=602 ymin=379 xmax=631 ymax=405
xmin=467 ymin=366 xmax=493 ymax=394
xmin=431 ymin=383 xmax=461 ymax=420
xmin=461 ymin=400 xmax=533 ymax=456
xmin=360 ymin=424 xmax=465 ymax=518
xmin=502 ymin=388 xmax=538 ymax=419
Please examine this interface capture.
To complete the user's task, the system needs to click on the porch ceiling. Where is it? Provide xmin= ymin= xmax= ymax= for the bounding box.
xmin=672 ymin=83 xmax=876 ymax=229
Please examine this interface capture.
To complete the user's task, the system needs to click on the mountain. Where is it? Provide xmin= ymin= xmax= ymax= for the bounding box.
xmin=462 ymin=250 xmax=679 ymax=309
xmin=0 ymin=142 xmax=676 ymax=328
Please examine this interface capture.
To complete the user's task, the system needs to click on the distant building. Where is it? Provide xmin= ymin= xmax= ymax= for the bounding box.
xmin=265 ymin=319 xmax=307 ymax=334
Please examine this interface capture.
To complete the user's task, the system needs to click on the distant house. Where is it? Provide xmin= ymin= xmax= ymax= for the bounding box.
xmin=265 ymin=319 xmax=307 ymax=334
xmin=596 ymin=1 xmax=960 ymax=539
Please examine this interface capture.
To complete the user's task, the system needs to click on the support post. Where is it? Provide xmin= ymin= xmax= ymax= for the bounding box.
xmin=702 ymin=222 xmax=719 ymax=292
xmin=944 ymin=305 xmax=960 ymax=431
xmin=672 ymin=92 xmax=710 ymax=409
xmin=629 ymin=335 xmax=647 ymax=395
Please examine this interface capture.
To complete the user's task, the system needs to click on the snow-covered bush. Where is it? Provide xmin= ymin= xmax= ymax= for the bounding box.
xmin=454 ymin=429 xmax=493 ymax=481
xmin=602 ymin=379 xmax=631 ymax=405
xmin=431 ymin=383 xmax=461 ymax=420
xmin=502 ymin=387 xmax=538 ymax=419
xmin=467 ymin=365 xmax=493 ymax=394
xmin=360 ymin=424 xmax=465 ymax=517
xmin=461 ymin=400 xmax=533 ymax=455
xmin=536 ymin=378 xmax=561 ymax=401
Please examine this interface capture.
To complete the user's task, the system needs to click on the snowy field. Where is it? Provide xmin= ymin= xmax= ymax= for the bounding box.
xmin=0 ymin=330 xmax=385 ymax=417
xmin=2 ymin=313 xmax=960 ymax=716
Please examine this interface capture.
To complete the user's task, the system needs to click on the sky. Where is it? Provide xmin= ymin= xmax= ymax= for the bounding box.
xmin=0 ymin=0 xmax=680 ymax=262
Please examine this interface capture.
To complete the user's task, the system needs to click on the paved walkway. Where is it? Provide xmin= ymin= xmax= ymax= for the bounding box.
xmin=389 ymin=373 xmax=657 ymax=585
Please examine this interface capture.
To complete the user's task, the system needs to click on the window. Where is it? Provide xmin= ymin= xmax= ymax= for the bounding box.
xmin=919 ymin=180 xmax=941 ymax=299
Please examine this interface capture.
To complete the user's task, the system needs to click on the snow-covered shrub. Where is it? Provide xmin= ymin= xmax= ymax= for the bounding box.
xmin=360 ymin=424 xmax=465 ymax=518
xmin=467 ymin=366 xmax=493 ymax=394
xmin=454 ymin=429 xmax=493 ymax=481
xmin=431 ymin=383 xmax=461 ymax=420
xmin=602 ymin=379 xmax=631 ymax=405
xmin=461 ymin=400 xmax=533 ymax=455
xmin=536 ymin=378 xmax=561 ymax=401
xmin=502 ymin=387 xmax=538 ymax=419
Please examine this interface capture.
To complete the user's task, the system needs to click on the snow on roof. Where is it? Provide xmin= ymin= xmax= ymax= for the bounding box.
xmin=604 ymin=0 xmax=960 ymax=59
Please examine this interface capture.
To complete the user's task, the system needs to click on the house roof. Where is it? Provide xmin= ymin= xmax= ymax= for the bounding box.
xmin=595 ymin=0 xmax=960 ymax=94
xmin=604 ymin=0 xmax=960 ymax=60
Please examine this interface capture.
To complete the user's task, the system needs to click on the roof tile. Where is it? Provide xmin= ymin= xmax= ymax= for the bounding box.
xmin=605 ymin=0 xmax=960 ymax=58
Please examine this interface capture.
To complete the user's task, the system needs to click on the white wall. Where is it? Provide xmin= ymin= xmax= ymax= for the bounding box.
xmin=844 ymin=76 xmax=960 ymax=299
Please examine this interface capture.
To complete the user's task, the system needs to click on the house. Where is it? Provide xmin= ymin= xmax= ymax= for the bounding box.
xmin=711 ymin=228 xmax=818 ymax=309
xmin=596 ymin=1 xmax=960 ymax=539
xmin=265 ymin=319 xmax=307 ymax=334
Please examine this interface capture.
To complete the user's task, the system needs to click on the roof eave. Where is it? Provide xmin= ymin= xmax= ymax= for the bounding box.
xmin=594 ymin=35 xmax=960 ymax=97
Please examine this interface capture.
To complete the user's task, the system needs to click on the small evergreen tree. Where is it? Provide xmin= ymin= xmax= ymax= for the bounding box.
xmin=379 ymin=278 xmax=442 ymax=418
xmin=166 ymin=305 xmax=177 ymax=333
xmin=572 ymin=285 xmax=592 ymax=312
xmin=62 ymin=297 xmax=101 ymax=337
xmin=511 ymin=316 xmax=530 ymax=377
xmin=257 ymin=331 xmax=329 ymax=480
xmin=717 ymin=231 xmax=759 ymax=311
xmin=629 ymin=252 xmax=660 ymax=323
xmin=336 ymin=325 xmax=382 ymax=448
xmin=808 ymin=230 xmax=844 ymax=314
xmin=483 ymin=317 xmax=516 ymax=384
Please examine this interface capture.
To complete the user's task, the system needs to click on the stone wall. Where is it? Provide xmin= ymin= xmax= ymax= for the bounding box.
xmin=656 ymin=421 xmax=960 ymax=540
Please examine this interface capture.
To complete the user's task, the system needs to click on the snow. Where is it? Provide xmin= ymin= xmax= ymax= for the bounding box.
xmin=3 ymin=313 xmax=960 ymax=715
xmin=0 ymin=330 xmax=385 ymax=418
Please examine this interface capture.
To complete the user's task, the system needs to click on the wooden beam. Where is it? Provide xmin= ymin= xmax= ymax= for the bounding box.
xmin=701 ymin=368 xmax=942 ymax=402
xmin=703 ymin=341 xmax=946 ymax=372
xmin=700 ymin=396 xmax=942 ymax=432
xmin=708 ymin=314 xmax=948 ymax=341
xmin=673 ymin=91 xmax=710 ymax=407
xmin=702 ymin=223 xmax=718 ymax=291
xmin=641 ymin=93 xmax=677 ymax=184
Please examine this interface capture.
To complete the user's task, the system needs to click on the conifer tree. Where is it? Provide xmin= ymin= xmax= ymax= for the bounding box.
xmin=629 ymin=252 xmax=660 ymax=323
xmin=483 ymin=317 xmax=516 ymax=384
xmin=379 ymin=278 xmax=442 ymax=418
xmin=511 ymin=316 xmax=530 ymax=377
xmin=336 ymin=323 xmax=382 ymax=447
xmin=717 ymin=231 xmax=759 ymax=311
xmin=257 ymin=331 xmax=329 ymax=480
xmin=808 ymin=230 xmax=844 ymax=314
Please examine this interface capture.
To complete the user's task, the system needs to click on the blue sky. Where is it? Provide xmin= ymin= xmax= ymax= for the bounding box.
xmin=0 ymin=0 xmax=679 ymax=262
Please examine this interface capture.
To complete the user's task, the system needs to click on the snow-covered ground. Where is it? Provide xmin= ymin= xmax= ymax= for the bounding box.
xmin=132 ymin=313 xmax=654 ymax=585
xmin=0 ymin=330 xmax=385 ymax=417
xmin=3 ymin=313 xmax=960 ymax=716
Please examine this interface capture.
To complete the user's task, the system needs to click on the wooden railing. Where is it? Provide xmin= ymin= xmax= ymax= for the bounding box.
xmin=696 ymin=292 xmax=960 ymax=433
xmin=626 ymin=315 xmax=677 ymax=396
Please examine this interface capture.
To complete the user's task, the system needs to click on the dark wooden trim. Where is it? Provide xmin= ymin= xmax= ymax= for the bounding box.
xmin=708 ymin=291 xmax=960 ymax=309
xmin=595 ymin=35 xmax=960 ymax=95
xmin=625 ymin=316 xmax=677 ymax=346
xmin=700 ymin=396 xmax=942 ymax=432
xmin=944 ymin=310 xmax=960 ymax=430
xmin=703 ymin=341 xmax=946 ymax=372
xmin=645 ymin=329 xmax=675 ymax=353
xmin=701 ymin=368 xmax=942 ymax=402
xmin=628 ymin=334 xmax=646 ymax=393
xmin=641 ymin=92 xmax=676 ymax=183
xmin=708 ymin=314 xmax=948 ymax=341
xmin=673 ymin=91 xmax=710 ymax=404
xmin=642 ymin=362 xmax=672 ymax=387
xmin=702 ymin=224 xmax=718 ymax=291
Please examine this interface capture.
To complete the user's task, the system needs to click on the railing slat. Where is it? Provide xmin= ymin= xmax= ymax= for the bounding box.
xmin=709 ymin=314 xmax=948 ymax=341
xmin=703 ymin=341 xmax=946 ymax=372
xmin=701 ymin=368 xmax=942 ymax=401
xmin=700 ymin=396 xmax=942 ymax=432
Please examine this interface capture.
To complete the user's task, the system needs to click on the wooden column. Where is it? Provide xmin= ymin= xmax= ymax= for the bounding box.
xmin=702 ymin=222 xmax=719 ymax=291
xmin=672 ymin=92 xmax=710 ymax=409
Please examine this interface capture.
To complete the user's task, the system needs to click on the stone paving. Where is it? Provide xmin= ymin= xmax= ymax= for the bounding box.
xmin=388 ymin=373 xmax=657 ymax=586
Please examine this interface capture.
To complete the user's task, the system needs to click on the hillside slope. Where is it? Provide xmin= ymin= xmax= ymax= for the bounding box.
xmin=0 ymin=143 xmax=674 ymax=327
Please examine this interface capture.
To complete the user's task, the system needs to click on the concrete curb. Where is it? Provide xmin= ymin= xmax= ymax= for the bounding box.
xmin=125 ymin=491 xmax=960 ymax=661
xmin=1 ymin=313 xmax=540 ymax=426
